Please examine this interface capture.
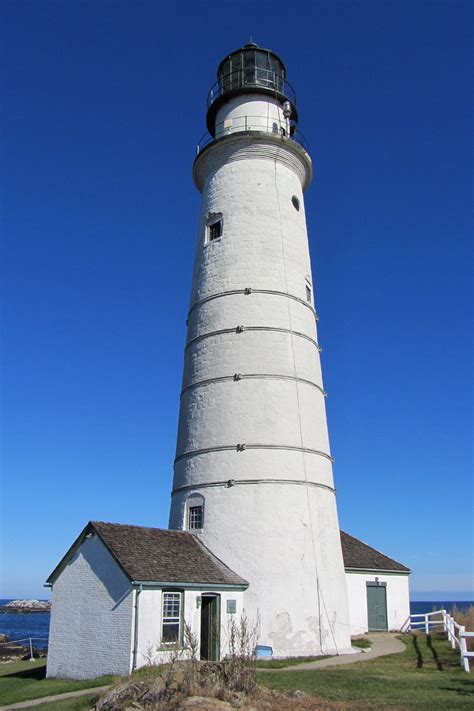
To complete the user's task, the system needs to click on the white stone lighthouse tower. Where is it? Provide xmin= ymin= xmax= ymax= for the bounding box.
xmin=169 ymin=43 xmax=351 ymax=655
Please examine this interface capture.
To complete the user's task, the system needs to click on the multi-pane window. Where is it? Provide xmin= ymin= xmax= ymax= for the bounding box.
xmin=206 ymin=213 xmax=223 ymax=244
xmin=188 ymin=505 xmax=203 ymax=529
xmin=209 ymin=219 xmax=222 ymax=242
xmin=162 ymin=592 xmax=181 ymax=645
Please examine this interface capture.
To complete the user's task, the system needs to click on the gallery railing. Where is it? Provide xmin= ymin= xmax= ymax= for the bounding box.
xmin=196 ymin=114 xmax=310 ymax=155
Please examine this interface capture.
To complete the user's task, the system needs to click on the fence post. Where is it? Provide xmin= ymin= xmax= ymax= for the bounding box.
xmin=442 ymin=610 xmax=447 ymax=636
xmin=29 ymin=638 xmax=34 ymax=661
xmin=459 ymin=628 xmax=470 ymax=672
xmin=449 ymin=616 xmax=456 ymax=649
xmin=425 ymin=614 xmax=430 ymax=635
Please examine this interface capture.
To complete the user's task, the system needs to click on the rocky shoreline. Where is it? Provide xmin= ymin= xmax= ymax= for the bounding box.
xmin=0 ymin=634 xmax=46 ymax=661
xmin=0 ymin=599 xmax=51 ymax=614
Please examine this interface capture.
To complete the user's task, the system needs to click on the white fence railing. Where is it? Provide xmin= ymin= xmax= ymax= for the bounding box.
xmin=405 ymin=609 xmax=473 ymax=672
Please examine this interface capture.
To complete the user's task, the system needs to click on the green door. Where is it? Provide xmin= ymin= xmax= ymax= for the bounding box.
xmin=367 ymin=583 xmax=388 ymax=631
xmin=200 ymin=594 xmax=220 ymax=660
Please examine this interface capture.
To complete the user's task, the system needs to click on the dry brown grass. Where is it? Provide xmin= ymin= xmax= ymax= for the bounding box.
xmin=451 ymin=604 xmax=474 ymax=651
xmin=429 ymin=605 xmax=474 ymax=651
xmin=451 ymin=604 xmax=474 ymax=629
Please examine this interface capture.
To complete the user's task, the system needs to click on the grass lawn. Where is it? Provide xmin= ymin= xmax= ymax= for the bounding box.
xmin=351 ymin=637 xmax=372 ymax=649
xmin=18 ymin=693 xmax=103 ymax=710
xmin=0 ymin=659 xmax=115 ymax=706
xmin=258 ymin=634 xmax=474 ymax=710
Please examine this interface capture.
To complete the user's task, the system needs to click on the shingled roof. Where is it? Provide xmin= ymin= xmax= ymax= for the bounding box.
xmin=47 ymin=521 xmax=248 ymax=588
xmin=341 ymin=530 xmax=410 ymax=573
xmin=47 ymin=521 xmax=409 ymax=587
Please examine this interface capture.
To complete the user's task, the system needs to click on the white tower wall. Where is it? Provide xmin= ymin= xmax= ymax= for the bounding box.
xmin=169 ymin=46 xmax=351 ymax=656
xmin=214 ymin=95 xmax=286 ymax=138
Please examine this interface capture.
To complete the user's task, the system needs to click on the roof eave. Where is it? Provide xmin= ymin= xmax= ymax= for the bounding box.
xmin=45 ymin=521 xmax=135 ymax=587
xmin=345 ymin=566 xmax=411 ymax=575
xmin=132 ymin=580 xmax=248 ymax=590
xmin=45 ymin=521 xmax=95 ymax=586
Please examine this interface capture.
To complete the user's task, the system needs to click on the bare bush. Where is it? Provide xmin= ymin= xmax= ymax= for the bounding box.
xmin=221 ymin=611 xmax=261 ymax=695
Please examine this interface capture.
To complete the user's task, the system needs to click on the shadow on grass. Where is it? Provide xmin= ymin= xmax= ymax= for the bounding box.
xmin=426 ymin=634 xmax=443 ymax=671
xmin=440 ymin=679 xmax=474 ymax=697
xmin=2 ymin=665 xmax=46 ymax=680
xmin=412 ymin=635 xmax=423 ymax=669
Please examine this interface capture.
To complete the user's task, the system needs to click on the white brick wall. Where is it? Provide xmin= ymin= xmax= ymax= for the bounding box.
xmin=47 ymin=535 xmax=133 ymax=679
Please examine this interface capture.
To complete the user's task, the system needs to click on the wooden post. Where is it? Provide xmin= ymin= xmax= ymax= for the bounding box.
xmin=425 ymin=614 xmax=429 ymax=635
xmin=29 ymin=638 xmax=34 ymax=661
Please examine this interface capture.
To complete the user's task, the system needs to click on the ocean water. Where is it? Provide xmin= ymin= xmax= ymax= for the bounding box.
xmin=0 ymin=600 xmax=50 ymax=650
xmin=0 ymin=599 xmax=471 ymax=650
xmin=410 ymin=600 xmax=473 ymax=615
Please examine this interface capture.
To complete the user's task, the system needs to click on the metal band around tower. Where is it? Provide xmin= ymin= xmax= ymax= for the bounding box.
xmin=174 ymin=444 xmax=334 ymax=464
xmin=185 ymin=326 xmax=321 ymax=351
xmin=181 ymin=373 xmax=327 ymax=397
xmin=172 ymin=478 xmax=336 ymax=495
xmin=188 ymin=288 xmax=318 ymax=319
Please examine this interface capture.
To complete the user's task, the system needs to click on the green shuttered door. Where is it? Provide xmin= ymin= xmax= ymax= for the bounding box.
xmin=367 ymin=583 xmax=388 ymax=631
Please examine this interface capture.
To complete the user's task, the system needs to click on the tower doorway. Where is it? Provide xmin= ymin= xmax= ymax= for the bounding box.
xmin=367 ymin=582 xmax=388 ymax=631
xmin=200 ymin=594 xmax=220 ymax=660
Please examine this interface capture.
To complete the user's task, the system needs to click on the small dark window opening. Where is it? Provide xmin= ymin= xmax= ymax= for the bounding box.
xmin=189 ymin=505 xmax=203 ymax=529
xmin=292 ymin=196 xmax=300 ymax=211
xmin=209 ymin=220 xmax=222 ymax=242
xmin=306 ymin=285 xmax=312 ymax=303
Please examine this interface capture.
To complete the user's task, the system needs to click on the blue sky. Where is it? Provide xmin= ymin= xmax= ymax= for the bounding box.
xmin=1 ymin=0 xmax=472 ymax=599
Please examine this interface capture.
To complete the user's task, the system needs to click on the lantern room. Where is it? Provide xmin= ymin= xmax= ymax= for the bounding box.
xmin=205 ymin=43 xmax=299 ymax=138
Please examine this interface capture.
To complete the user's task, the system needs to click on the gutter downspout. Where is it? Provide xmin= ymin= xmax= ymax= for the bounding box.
xmin=132 ymin=584 xmax=142 ymax=671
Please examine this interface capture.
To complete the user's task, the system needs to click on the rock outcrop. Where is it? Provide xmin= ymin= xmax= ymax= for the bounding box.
xmin=1 ymin=599 xmax=51 ymax=612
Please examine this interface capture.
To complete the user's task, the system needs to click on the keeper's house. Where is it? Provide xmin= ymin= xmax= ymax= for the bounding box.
xmin=46 ymin=521 xmax=410 ymax=679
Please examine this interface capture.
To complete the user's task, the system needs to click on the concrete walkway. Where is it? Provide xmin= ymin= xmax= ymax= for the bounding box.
xmin=0 ymin=685 xmax=111 ymax=710
xmin=278 ymin=633 xmax=406 ymax=671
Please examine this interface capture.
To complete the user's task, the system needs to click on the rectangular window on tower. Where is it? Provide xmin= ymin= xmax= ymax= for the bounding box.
xmin=188 ymin=505 xmax=203 ymax=529
xmin=161 ymin=592 xmax=182 ymax=645
xmin=206 ymin=213 xmax=223 ymax=244
xmin=305 ymin=282 xmax=312 ymax=304
xmin=209 ymin=220 xmax=222 ymax=241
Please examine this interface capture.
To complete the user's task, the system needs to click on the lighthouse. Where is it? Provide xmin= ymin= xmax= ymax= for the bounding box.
xmin=169 ymin=43 xmax=351 ymax=656
xmin=44 ymin=43 xmax=411 ymax=680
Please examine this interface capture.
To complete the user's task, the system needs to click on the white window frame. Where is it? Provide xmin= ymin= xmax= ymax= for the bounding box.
xmin=161 ymin=591 xmax=183 ymax=646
